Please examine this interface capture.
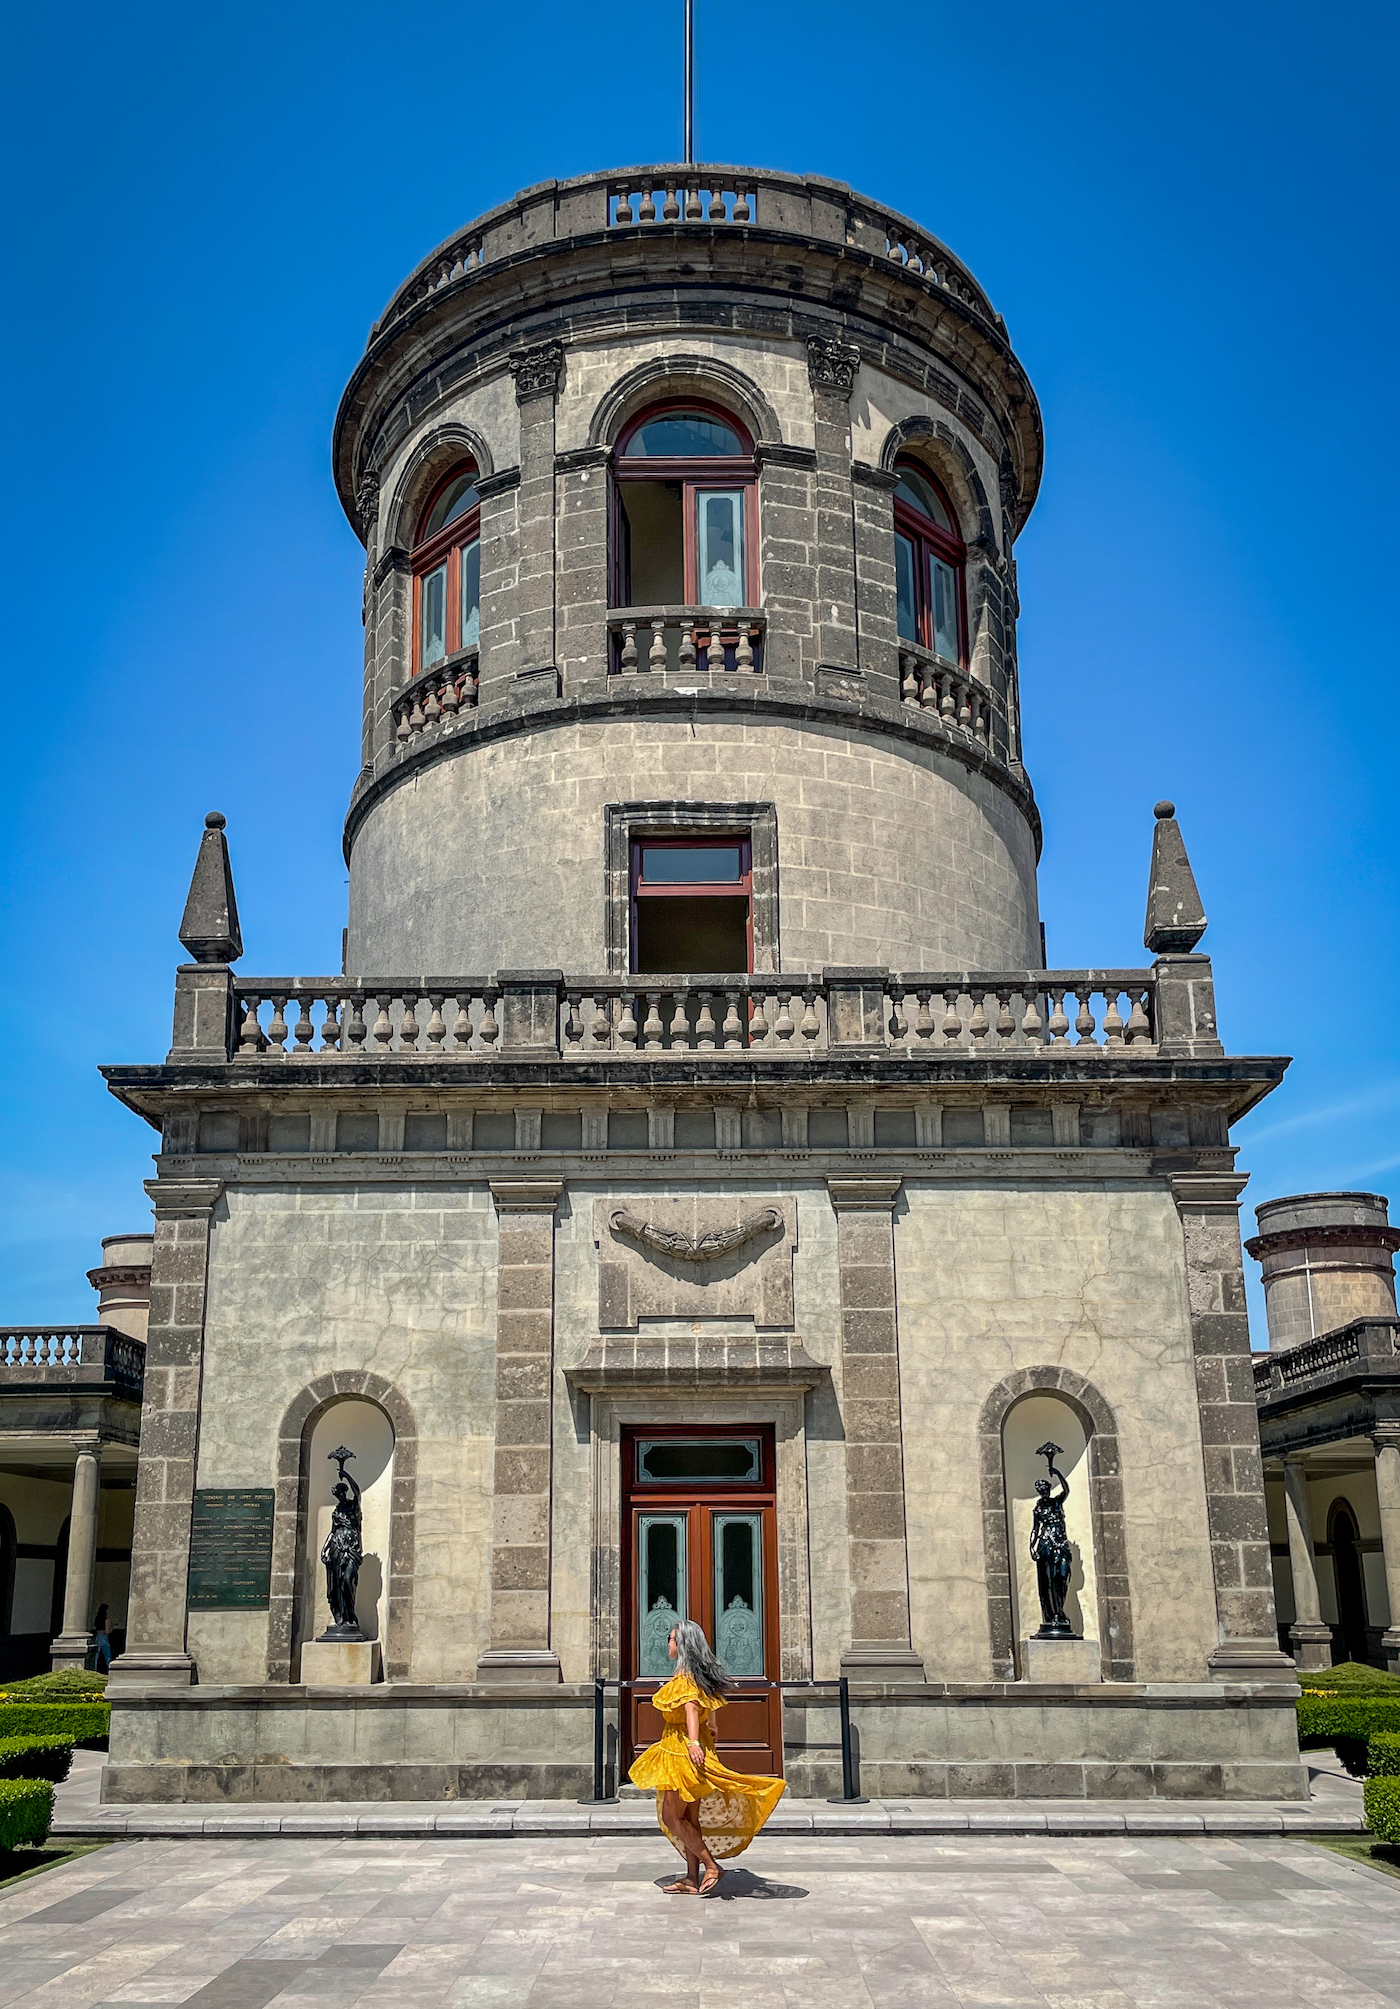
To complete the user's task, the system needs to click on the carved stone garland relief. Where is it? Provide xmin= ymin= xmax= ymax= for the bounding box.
xmin=593 ymin=1197 xmax=797 ymax=1329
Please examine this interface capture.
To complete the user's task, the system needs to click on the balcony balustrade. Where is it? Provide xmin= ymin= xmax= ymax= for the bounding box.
xmin=898 ymin=645 xmax=999 ymax=753
xmin=0 ymin=1327 xmax=144 ymax=1394
xmin=391 ymin=651 xmax=479 ymax=750
xmin=1253 ymin=1317 xmax=1400 ymax=1402
xmin=608 ymin=608 xmax=765 ymax=677
xmin=217 ymin=970 xmax=1160 ymax=1061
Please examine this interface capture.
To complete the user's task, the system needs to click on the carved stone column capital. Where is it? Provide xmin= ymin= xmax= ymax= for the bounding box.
xmin=806 ymin=335 xmax=861 ymax=399
xmin=510 ymin=340 xmax=566 ymax=403
xmin=354 ymin=467 xmax=380 ymax=540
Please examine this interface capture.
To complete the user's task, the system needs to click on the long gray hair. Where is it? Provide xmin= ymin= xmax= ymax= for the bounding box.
xmin=672 ymin=1618 xmax=731 ymax=1699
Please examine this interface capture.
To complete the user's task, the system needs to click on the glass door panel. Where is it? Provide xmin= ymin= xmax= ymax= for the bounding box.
xmin=696 ymin=489 xmax=745 ymax=606
xmin=713 ymin=1513 xmax=763 ymax=1675
xmin=930 ymin=552 xmax=958 ymax=661
xmin=895 ymin=532 xmax=917 ymax=642
xmin=637 ymin=1513 xmax=687 ymax=1677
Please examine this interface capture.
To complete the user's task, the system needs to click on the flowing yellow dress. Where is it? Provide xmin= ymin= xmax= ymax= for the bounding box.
xmin=628 ymin=1670 xmax=786 ymax=1860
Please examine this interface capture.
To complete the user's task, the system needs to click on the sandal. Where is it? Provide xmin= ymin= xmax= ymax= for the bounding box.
xmin=663 ymin=1877 xmax=698 ymax=1895
xmin=699 ymin=1866 xmax=723 ymax=1897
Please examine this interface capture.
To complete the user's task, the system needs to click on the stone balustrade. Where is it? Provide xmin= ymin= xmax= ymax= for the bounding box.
xmin=608 ymin=608 xmax=765 ymax=677
xmin=371 ymin=167 xmax=1002 ymax=342
xmin=609 ymin=178 xmax=756 ymax=227
xmin=0 ymin=1326 xmax=144 ymax=1392
xmin=391 ymin=652 xmax=479 ymax=749
xmin=1253 ymin=1317 xmax=1400 ymax=1401
xmin=898 ymin=645 xmax=999 ymax=752
xmin=220 ymin=969 xmax=1161 ymax=1061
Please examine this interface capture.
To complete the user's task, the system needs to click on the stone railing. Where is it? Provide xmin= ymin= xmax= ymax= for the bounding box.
xmin=1254 ymin=1318 xmax=1400 ymax=1400
xmin=216 ymin=969 xmax=1162 ymax=1061
xmin=372 ymin=167 xmax=1001 ymax=341
xmin=391 ymin=651 xmax=480 ymax=749
xmin=0 ymin=1327 xmax=144 ymax=1394
xmin=898 ymin=646 xmax=999 ymax=752
xmin=608 ymin=608 xmax=765 ymax=677
xmin=609 ymin=178 xmax=757 ymax=226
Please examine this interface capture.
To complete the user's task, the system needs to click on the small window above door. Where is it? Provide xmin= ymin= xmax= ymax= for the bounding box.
xmin=636 ymin=1437 xmax=763 ymax=1484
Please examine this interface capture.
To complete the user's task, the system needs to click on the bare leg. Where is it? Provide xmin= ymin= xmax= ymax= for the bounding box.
xmin=659 ymin=1792 xmax=697 ymax=1893
xmin=673 ymin=1796 xmax=721 ymax=1890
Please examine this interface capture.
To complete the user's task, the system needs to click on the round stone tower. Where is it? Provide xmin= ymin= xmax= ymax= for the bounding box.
xmin=334 ymin=166 xmax=1044 ymax=979
xmin=1248 ymin=1192 xmax=1400 ymax=1351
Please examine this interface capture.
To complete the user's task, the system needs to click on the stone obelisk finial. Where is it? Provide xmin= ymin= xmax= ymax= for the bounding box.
xmin=178 ymin=811 xmax=243 ymax=964
xmin=1143 ymin=800 xmax=1207 ymax=954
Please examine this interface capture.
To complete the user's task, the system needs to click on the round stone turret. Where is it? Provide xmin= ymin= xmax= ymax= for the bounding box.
xmin=1247 ymin=1192 xmax=1400 ymax=1351
xmin=86 ymin=1232 xmax=153 ymax=1343
xmin=335 ymin=165 xmax=1045 ymax=979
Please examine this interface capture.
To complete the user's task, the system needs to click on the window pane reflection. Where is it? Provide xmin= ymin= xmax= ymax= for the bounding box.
xmin=714 ymin=1514 xmax=763 ymax=1676
xmin=639 ymin=1513 xmax=686 ymax=1677
xmin=421 ymin=564 xmax=447 ymax=668
xmin=460 ymin=539 xmax=480 ymax=649
xmin=931 ymin=555 xmax=958 ymax=661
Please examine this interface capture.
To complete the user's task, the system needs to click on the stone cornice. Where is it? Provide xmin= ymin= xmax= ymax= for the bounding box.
xmin=142 ymin=1176 xmax=224 ymax=1218
xmin=1245 ymin=1222 xmax=1400 ymax=1259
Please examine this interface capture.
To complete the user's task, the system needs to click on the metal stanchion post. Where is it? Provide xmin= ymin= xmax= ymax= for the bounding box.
xmin=827 ymin=1674 xmax=868 ymax=1804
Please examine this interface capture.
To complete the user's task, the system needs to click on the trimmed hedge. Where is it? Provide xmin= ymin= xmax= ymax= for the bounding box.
xmin=1364 ymin=1776 xmax=1400 ymax=1845
xmin=1368 ymin=1732 xmax=1400 ymax=1780
xmin=1295 ymin=1694 xmax=1400 ymax=1745
xmin=0 ymin=1737 xmax=74 ymax=1784
xmin=0 ymin=1704 xmax=109 ymax=1747
xmin=0 ymin=1779 xmax=53 ymax=1850
xmin=0 ymin=1670 xmax=106 ymax=1703
xmin=1299 ymin=1660 xmax=1400 ymax=1697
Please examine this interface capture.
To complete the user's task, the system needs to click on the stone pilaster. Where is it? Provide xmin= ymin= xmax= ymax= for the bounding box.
xmin=753 ymin=442 xmax=818 ymax=685
xmin=555 ymin=444 xmax=610 ymax=688
xmin=1170 ymin=1173 xmax=1294 ymax=1681
xmin=806 ymin=338 xmax=861 ymax=680
xmin=1373 ymin=1423 xmax=1400 ymax=1674
xmin=49 ymin=1440 xmax=102 ymax=1671
xmin=850 ymin=462 xmax=901 ymax=701
xmin=503 ymin=341 xmax=564 ymax=698
xmin=827 ymin=1177 xmax=925 ymax=1681
xmin=108 ymin=1177 xmax=224 ymax=1691
xmin=478 ymin=1179 xmax=565 ymax=1683
xmin=1281 ymin=1457 xmax=1334 ymax=1672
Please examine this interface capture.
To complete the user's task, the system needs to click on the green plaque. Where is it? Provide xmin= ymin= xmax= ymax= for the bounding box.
xmin=188 ymin=1488 xmax=275 ymax=1609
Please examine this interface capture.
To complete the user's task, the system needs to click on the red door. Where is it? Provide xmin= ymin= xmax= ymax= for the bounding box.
xmin=622 ymin=1425 xmax=782 ymax=1778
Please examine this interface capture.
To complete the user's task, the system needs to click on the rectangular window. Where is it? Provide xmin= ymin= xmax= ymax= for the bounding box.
xmin=931 ymin=554 xmax=959 ymax=662
xmin=895 ymin=532 xmax=918 ymax=643
xmin=421 ymin=562 xmax=447 ymax=668
xmin=637 ymin=1438 xmax=762 ymax=1484
xmin=459 ymin=538 xmax=480 ymax=650
xmin=697 ymin=489 xmax=745 ymax=606
xmin=631 ymin=837 xmax=752 ymax=975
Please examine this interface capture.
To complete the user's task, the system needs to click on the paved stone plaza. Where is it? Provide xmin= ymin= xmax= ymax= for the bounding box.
xmin=2 ymin=1825 xmax=1396 ymax=2009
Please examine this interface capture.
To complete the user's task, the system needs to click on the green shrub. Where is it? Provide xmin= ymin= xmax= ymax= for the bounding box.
xmin=0 ymin=1780 xmax=54 ymax=1850
xmin=1300 ymin=1661 xmax=1400 ymax=1696
xmin=1365 ymin=1776 xmax=1400 ymax=1845
xmin=0 ymin=1704 xmax=109 ymax=1748
xmin=0 ymin=1669 xmax=106 ymax=1703
xmin=1296 ymin=1694 xmax=1400 ymax=1748
xmin=0 ymin=1737 xmax=74 ymax=1784
xmin=1368 ymin=1732 xmax=1400 ymax=1780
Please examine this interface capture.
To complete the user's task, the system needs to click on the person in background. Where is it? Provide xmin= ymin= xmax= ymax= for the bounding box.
xmin=91 ymin=1604 xmax=112 ymax=1674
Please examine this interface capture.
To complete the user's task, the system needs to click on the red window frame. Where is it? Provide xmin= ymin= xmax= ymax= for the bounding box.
xmin=892 ymin=458 xmax=967 ymax=667
xmin=629 ymin=835 xmax=754 ymax=975
xmin=612 ymin=399 xmax=759 ymax=607
xmin=410 ymin=464 xmax=482 ymax=675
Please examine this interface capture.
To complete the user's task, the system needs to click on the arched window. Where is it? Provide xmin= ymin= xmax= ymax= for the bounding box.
xmin=613 ymin=402 xmax=757 ymax=609
xmin=412 ymin=465 xmax=481 ymax=674
xmin=893 ymin=458 xmax=965 ymax=665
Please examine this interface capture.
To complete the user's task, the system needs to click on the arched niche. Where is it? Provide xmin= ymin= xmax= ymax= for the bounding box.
xmin=295 ymin=1397 xmax=395 ymax=1676
xmin=1002 ymin=1392 xmax=1098 ymax=1665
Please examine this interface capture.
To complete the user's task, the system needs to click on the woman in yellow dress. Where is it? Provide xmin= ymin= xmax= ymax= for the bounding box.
xmin=628 ymin=1618 xmax=785 ymax=1896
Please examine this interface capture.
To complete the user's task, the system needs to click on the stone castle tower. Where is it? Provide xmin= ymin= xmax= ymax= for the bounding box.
xmin=100 ymin=166 xmax=1306 ymax=1804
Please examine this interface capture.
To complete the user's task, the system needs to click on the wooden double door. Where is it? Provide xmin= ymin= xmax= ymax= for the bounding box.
xmin=622 ymin=1424 xmax=783 ymax=1777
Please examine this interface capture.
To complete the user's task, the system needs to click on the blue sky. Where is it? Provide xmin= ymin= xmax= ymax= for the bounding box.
xmin=2 ymin=1 xmax=1395 ymax=1334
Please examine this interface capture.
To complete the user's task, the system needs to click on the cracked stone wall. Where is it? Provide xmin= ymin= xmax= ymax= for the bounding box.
xmin=188 ymin=1186 xmax=497 ymax=1684
xmin=896 ymin=1181 xmax=1219 ymax=1683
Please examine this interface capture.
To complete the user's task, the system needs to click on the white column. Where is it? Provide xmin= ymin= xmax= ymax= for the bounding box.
xmin=1373 ymin=1425 xmax=1400 ymax=1675
xmin=50 ymin=1440 xmax=102 ymax=1671
xmin=1281 ymin=1456 xmax=1333 ymax=1672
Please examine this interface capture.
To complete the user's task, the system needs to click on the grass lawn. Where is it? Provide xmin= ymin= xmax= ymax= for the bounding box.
xmin=0 ymin=1839 xmax=112 ymax=1891
xmin=1308 ymin=1834 xmax=1400 ymax=1883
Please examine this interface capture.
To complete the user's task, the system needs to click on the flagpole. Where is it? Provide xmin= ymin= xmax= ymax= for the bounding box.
xmin=683 ymin=0 xmax=695 ymax=165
